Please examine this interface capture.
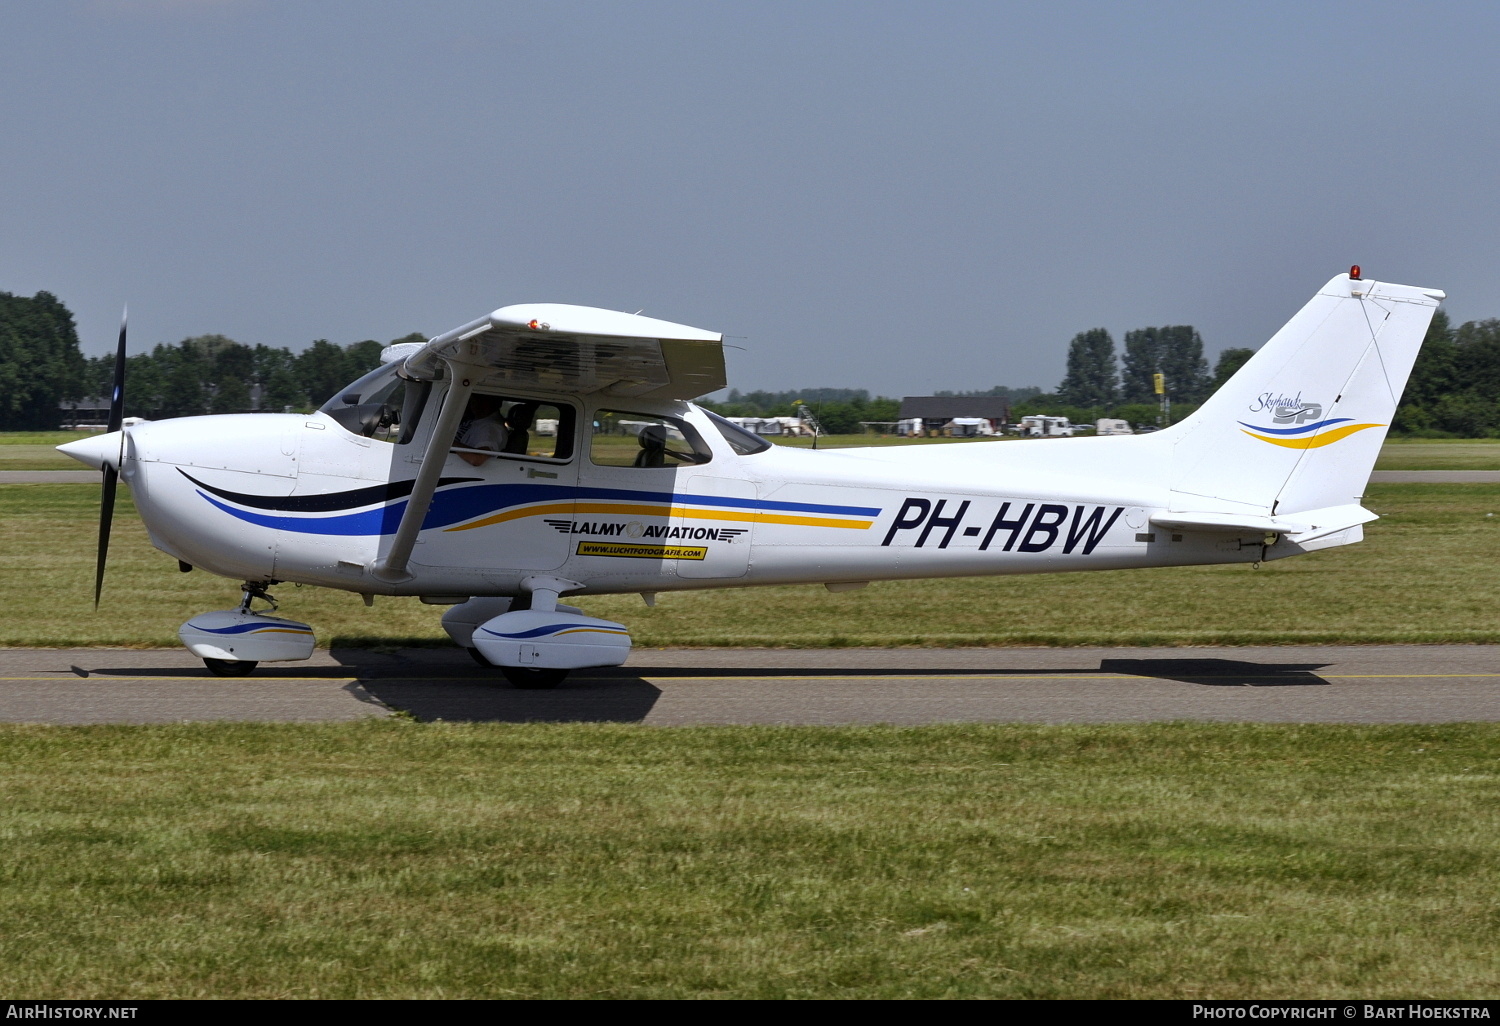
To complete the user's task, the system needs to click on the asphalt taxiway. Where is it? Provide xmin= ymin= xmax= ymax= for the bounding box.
xmin=1 ymin=645 xmax=1496 ymax=725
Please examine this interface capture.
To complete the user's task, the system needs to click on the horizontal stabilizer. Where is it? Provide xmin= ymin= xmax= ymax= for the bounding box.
xmin=1151 ymin=503 xmax=1376 ymax=542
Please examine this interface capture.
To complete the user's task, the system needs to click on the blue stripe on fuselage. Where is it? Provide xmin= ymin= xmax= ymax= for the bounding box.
xmin=196 ymin=481 xmax=881 ymax=536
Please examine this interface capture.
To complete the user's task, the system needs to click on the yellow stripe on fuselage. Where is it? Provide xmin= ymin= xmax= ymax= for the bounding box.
xmin=1241 ymin=423 xmax=1383 ymax=449
xmin=446 ymin=501 xmax=873 ymax=533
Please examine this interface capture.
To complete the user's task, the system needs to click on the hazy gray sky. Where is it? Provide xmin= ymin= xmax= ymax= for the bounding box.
xmin=3 ymin=0 xmax=1497 ymax=397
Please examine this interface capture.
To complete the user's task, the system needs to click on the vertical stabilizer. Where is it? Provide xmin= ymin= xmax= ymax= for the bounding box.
xmin=1167 ymin=273 xmax=1443 ymax=516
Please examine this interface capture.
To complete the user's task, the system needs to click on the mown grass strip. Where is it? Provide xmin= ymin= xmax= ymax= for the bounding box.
xmin=0 ymin=721 xmax=1494 ymax=999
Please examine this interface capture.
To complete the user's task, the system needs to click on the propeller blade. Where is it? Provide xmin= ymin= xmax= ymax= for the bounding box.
xmin=94 ymin=309 xmax=127 ymax=609
xmin=94 ymin=465 xmax=117 ymax=610
xmin=106 ymin=308 xmax=126 ymax=433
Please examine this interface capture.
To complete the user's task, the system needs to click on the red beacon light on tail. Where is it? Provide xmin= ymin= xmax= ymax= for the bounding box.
xmin=1349 ymin=265 xmax=1362 ymax=280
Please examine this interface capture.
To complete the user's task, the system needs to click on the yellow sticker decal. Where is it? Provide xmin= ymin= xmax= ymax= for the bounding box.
xmin=576 ymin=541 xmax=708 ymax=560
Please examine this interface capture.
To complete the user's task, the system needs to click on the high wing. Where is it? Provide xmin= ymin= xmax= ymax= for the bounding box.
xmin=400 ymin=303 xmax=725 ymax=401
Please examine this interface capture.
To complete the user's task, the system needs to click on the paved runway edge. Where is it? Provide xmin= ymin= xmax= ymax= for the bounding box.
xmin=1 ymin=645 xmax=1496 ymax=725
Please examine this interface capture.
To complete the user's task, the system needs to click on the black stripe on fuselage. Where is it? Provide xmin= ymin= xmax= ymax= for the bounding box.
xmin=178 ymin=469 xmax=482 ymax=512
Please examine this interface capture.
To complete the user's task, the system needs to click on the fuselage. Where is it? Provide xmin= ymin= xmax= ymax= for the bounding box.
xmin=99 ymin=390 xmax=1289 ymax=600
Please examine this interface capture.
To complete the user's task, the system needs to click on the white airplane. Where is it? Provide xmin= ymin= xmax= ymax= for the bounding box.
xmin=59 ymin=269 xmax=1443 ymax=686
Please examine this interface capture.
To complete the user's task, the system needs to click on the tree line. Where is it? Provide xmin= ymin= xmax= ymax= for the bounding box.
xmin=0 ymin=290 xmax=423 ymax=427
xmin=2 ymin=287 xmax=1496 ymax=435
xmin=0 ymin=291 xmax=86 ymax=430
xmin=74 ymin=332 xmax=425 ymax=422
xmin=1391 ymin=312 xmax=1500 ymax=436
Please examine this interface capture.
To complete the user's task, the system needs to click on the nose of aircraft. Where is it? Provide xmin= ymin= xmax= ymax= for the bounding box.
xmin=57 ymin=431 xmax=124 ymax=471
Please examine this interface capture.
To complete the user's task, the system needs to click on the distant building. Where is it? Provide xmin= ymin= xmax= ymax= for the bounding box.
xmin=897 ymin=396 xmax=1012 ymax=436
xmin=58 ymin=397 xmax=109 ymax=429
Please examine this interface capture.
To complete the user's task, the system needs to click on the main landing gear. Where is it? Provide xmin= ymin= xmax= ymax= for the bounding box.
xmin=464 ymin=645 xmax=570 ymax=689
xmin=178 ymin=582 xmax=316 ymax=678
xmin=204 ymin=657 xmax=258 ymax=677
xmin=445 ymin=580 xmax=632 ymax=690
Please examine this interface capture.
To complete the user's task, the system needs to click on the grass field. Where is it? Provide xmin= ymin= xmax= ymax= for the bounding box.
xmin=1375 ymin=438 xmax=1500 ymax=470
xmin=1 ymin=482 xmax=1497 ymax=648
xmin=0 ymin=431 xmax=88 ymax=471
xmin=0 ymin=720 xmax=1494 ymax=999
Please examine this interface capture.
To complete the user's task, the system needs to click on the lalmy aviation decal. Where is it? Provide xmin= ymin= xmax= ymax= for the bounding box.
xmin=545 ymin=518 xmax=749 ymax=561
xmin=1238 ymin=392 xmax=1384 ymax=449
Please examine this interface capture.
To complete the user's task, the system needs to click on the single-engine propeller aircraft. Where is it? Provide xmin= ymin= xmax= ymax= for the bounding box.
xmin=60 ymin=269 xmax=1443 ymax=686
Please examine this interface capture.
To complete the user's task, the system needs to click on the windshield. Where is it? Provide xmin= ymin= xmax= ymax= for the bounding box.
xmin=318 ymin=363 xmax=429 ymax=443
xmin=319 ymin=364 xmax=400 ymax=413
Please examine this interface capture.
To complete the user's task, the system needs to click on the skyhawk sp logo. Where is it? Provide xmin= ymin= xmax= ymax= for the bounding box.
xmin=1272 ymin=402 xmax=1322 ymax=425
xmin=1239 ymin=394 xmax=1382 ymax=449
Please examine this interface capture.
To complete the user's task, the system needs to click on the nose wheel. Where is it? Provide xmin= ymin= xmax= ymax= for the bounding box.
xmin=203 ymin=657 xmax=259 ymax=677
xmin=181 ymin=582 xmax=314 ymax=679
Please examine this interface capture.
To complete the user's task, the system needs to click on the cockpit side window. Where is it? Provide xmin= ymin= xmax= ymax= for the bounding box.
xmin=450 ymin=394 xmax=577 ymax=463
xmin=590 ymin=410 xmax=712 ymax=468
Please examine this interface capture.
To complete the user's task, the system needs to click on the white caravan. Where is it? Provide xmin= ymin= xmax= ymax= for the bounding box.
xmin=1018 ymin=415 xmax=1075 ymax=437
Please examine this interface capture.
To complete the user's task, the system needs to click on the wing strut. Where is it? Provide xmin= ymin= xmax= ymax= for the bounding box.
xmin=372 ymin=370 xmax=475 ymax=581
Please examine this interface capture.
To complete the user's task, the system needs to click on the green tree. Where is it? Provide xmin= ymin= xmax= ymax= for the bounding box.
xmin=296 ymin=340 xmax=354 ymax=408
xmin=160 ymin=347 xmax=210 ymax=418
xmin=252 ymin=345 xmax=304 ymax=411
xmin=1452 ymin=318 xmax=1500 ymax=400
xmin=345 ymin=339 xmax=385 ymax=374
xmin=210 ymin=376 xmax=252 ymax=414
xmin=1394 ymin=312 xmax=1471 ymax=435
xmin=1211 ymin=347 xmax=1256 ymax=392
xmin=1158 ymin=325 xmax=1210 ymax=403
xmin=1121 ymin=327 xmax=1162 ymax=403
xmin=1058 ymin=328 xmax=1116 ymax=407
xmin=1122 ymin=325 xmax=1209 ymax=403
xmin=0 ymin=290 xmax=86 ymax=429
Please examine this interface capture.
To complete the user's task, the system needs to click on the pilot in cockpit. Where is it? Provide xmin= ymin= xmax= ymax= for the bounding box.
xmin=634 ymin=424 xmax=669 ymax=468
xmin=502 ymin=402 xmax=539 ymax=455
xmin=455 ymin=393 xmax=507 ymax=466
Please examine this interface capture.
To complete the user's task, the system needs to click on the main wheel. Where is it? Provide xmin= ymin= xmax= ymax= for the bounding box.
xmin=204 ymin=658 xmax=258 ymax=677
xmin=501 ymin=666 xmax=569 ymax=690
